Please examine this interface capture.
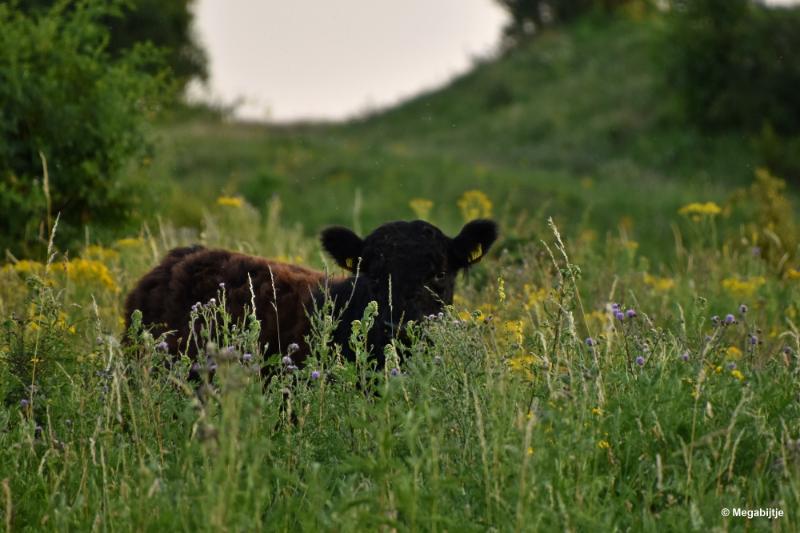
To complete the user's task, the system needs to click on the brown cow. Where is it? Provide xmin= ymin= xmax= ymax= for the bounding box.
xmin=124 ymin=219 xmax=498 ymax=368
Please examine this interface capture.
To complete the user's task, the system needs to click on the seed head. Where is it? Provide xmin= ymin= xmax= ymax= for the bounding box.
xmin=281 ymin=356 xmax=292 ymax=366
xmin=739 ymin=304 xmax=748 ymax=314
xmin=287 ymin=343 xmax=300 ymax=356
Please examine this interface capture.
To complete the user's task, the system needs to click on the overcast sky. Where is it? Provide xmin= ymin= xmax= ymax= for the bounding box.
xmin=190 ymin=0 xmax=797 ymax=123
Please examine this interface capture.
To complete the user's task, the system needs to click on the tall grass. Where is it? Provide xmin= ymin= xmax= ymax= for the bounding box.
xmin=1 ymin=173 xmax=800 ymax=531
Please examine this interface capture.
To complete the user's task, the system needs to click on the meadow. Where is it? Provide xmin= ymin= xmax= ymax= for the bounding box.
xmin=2 ymin=16 xmax=800 ymax=533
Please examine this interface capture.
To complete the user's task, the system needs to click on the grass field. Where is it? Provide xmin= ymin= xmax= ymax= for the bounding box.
xmin=2 ymin=16 xmax=800 ymax=532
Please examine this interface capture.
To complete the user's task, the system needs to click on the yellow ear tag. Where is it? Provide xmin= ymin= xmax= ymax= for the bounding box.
xmin=345 ymin=257 xmax=354 ymax=269
xmin=468 ymin=244 xmax=483 ymax=263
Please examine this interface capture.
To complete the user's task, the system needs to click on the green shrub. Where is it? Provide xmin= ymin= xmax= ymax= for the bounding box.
xmin=0 ymin=1 xmax=169 ymax=256
xmin=666 ymin=0 xmax=800 ymax=135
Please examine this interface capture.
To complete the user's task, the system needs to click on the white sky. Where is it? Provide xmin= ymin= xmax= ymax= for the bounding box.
xmin=190 ymin=0 xmax=507 ymax=122
xmin=190 ymin=0 xmax=797 ymax=123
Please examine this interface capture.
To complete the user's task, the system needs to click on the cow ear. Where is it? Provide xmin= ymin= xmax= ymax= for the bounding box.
xmin=451 ymin=219 xmax=498 ymax=269
xmin=320 ymin=226 xmax=363 ymax=272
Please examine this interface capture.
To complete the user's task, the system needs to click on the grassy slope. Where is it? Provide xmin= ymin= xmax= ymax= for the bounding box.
xmin=152 ymin=17 xmax=758 ymax=256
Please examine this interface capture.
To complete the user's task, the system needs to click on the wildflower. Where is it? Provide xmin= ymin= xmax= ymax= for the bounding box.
xmin=115 ymin=237 xmax=144 ymax=248
xmin=497 ymin=276 xmax=506 ymax=303
xmin=287 ymin=365 xmax=298 ymax=373
xmin=726 ymin=346 xmax=743 ymax=359
xmin=527 ymin=446 xmax=534 ymax=456
xmin=217 ymin=195 xmax=244 ymax=208
xmin=409 ymin=198 xmax=433 ymax=220
xmin=724 ymin=314 xmax=736 ymax=325
xmin=282 ymin=356 xmax=292 ymax=366
xmin=433 ymin=355 xmax=443 ymax=365
xmin=311 ymin=370 xmax=321 ymax=380
xmin=209 ymin=298 xmax=216 ymax=305
xmin=242 ymin=353 xmax=253 ymax=363
xmin=615 ymin=311 xmax=625 ymax=321
xmin=788 ymin=268 xmax=800 ymax=280
xmin=751 ymin=246 xmax=761 ymax=257
xmin=390 ymin=367 xmax=400 ymax=377
xmin=585 ymin=337 xmax=595 ymax=347
xmin=711 ymin=315 xmax=720 ymax=326
xmin=678 ymin=201 xmax=722 ymax=218
xmin=722 ymin=276 xmax=766 ymax=297
xmin=749 ymin=335 xmax=758 ymax=345
xmin=156 ymin=341 xmax=169 ymax=352
xmin=726 ymin=362 xmax=736 ymax=370
xmin=219 ymin=282 xmax=225 ymax=289
xmin=739 ymin=304 xmax=748 ymax=315
xmin=784 ymin=346 xmax=793 ymax=356
xmin=731 ymin=369 xmax=745 ymax=381
xmin=597 ymin=440 xmax=611 ymax=450
xmin=287 ymin=343 xmax=300 ymax=355
xmin=644 ymin=273 xmax=675 ymax=292
xmin=626 ymin=309 xmax=637 ymax=319
xmin=457 ymin=190 xmax=493 ymax=221
xmin=681 ymin=352 xmax=690 ymax=362
xmin=611 ymin=303 xmax=620 ymax=312
xmin=591 ymin=407 xmax=604 ymax=416
xmin=20 ymin=399 xmax=29 ymax=409
xmin=635 ymin=356 xmax=645 ymax=367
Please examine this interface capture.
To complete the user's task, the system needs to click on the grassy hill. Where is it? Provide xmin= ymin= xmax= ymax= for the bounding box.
xmin=152 ymin=17 xmax=759 ymax=257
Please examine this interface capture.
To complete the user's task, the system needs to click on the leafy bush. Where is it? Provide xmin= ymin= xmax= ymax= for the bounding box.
xmin=496 ymin=0 xmax=637 ymax=40
xmin=20 ymin=0 xmax=208 ymax=88
xmin=0 ymin=1 xmax=169 ymax=256
xmin=666 ymin=0 xmax=800 ymax=135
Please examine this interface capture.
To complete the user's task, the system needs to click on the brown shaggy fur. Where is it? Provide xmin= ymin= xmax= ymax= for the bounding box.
xmin=124 ymin=245 xmax=329 ymax=363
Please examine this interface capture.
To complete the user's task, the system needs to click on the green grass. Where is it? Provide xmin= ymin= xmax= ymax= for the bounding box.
xmin=3 ymin=14 xmax=800 ymax=532
xmin=148 ymin=17 xmax=763 ymax=258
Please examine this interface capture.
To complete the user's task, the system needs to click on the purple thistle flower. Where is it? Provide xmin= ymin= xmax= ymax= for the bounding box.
xmin=615 ymin=311 xmax=625 ymax=321
xmin=585 ymin=337 xmax=595 ymax=347
xmin=219 ymin=282 xmax=225 ymax=289
xmin=635 ymin=356 xmax=645 ymax=367
xmin=242 ymin=353 xmax=252 ymax=363
xmin=711 ymin=315 xmax=720 ymax=325
xmin=784 ymin=346 xmax=793 ymax=356
xmin=739 ymin=304 xmax=748 ymax=315
xmin=287 ymin=365 xmax=298 ymax=373
xmin=611 ymin=302 xmax=620 ymax=312
xmin=156 ymin=341 xmax=169 ymax=352
xmin=751 ymin=246 xmax=761 ymax=257
xmin=311 ymin=370 xmax=321 ymax=380
xmin=281 ymin=356 xmax=292 ymax=366
xmin=390 ymin=367 xmax=400 ymax=377
xmin=724 ymin=314 xmax=736 ymax=325
xmin=727 ymin=362 xmax=736 ymax=370
xmin=287 ymin=343 xmax=300 ymax=355
xmin=209 ymin=298 xmax=216 ymax=305
xmin=749 ymin=335 xmax=758 ymax=345
xmin=20 ymin=398 xmax=29 ymax=409
xmin=626 ymin=309 xmax=637 ymax=319
xmin=681 ymin=352 xmax=690 ymax=362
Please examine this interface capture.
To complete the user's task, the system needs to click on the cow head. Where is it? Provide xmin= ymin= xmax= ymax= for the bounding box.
xmin=320 ymin=219 xmax=498 ymax=358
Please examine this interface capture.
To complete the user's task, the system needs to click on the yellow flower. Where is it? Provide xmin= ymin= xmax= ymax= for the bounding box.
xmin=497 ymin=276 xmax=506 ymax=303
xmin=457 ymin=190 xmax=492 ymax=221
xmin=678 ymin=201 xmax=722 ymax=218
xmin=409 ymin=198 xmax=433 ymax=220
xmin=597 ymin=440 xmax=611 ymax=450
xmin=722 ymin=276 xmax=766 ymax=297
xmin=115 ymin=237 xmax=144 ymax=249
xmin=731 ymin=369 xmax=745 ymax=381
xmin=2 ymin=260 xmax=44 ymax=276
xmin=786 ymin=268 xmax=800 ymax=280
xmin=84 ymin=245 xmax=119 ymax=263
xmin=52 ymin=259 xmax=119 ymax=293
xmin=217 ymin=195 xmax=244 ymax=208
xmin=523 ymin=284 xmax=549 ymax=311
xmin=526 ymin=446 xmax=534 ymax=456
xmin=591 ymin=407 xmax=604 ymax=416
xmin=580 ymin=177 xmax=594 ymax=189
xmin=503 ymin=320 xmax=524 ymax=346
xmin=644 ymin=273 xmax=675 ymax=292
xmin=726 ymin=346 xmax=743 ymax=360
